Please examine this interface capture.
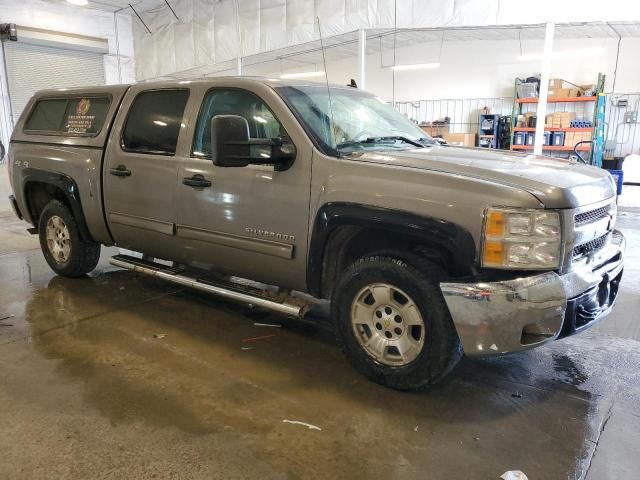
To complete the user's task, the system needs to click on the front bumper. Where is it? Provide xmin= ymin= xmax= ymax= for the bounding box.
xmin=440 ymin=229 xmax=625 ymax=356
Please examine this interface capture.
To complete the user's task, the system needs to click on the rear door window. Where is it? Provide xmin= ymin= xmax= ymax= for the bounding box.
xmin=24 ymin=96 xmax=111 ymax=135
xmin=121 ymin=89 xmax=189 ymax=155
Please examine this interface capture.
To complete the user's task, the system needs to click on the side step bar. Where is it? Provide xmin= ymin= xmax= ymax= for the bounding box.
xmin=109 ymin=254 xmax=302 ymax=317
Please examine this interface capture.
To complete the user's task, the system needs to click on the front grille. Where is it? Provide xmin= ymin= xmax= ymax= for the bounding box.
xmin=573 ymin=233 xmax=610 ymax=258
xmin=574 ymin=204 xmax=612 ymax=226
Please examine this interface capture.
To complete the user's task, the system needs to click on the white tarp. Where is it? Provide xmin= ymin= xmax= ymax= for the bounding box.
xmin=132 ymin=0 xmax=640 ymax=80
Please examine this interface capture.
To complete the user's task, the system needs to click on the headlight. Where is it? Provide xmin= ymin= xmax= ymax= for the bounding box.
xmin=481 ymin=207 xmax=562 ymax=269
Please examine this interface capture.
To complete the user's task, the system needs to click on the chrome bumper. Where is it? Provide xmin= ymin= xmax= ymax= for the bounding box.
xmin=440 ymin=229 xmax=625 ymax=356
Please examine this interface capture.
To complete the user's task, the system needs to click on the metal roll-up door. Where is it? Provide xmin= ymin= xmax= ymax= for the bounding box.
xmin=3 ymin=41 xmax=105 ymax=124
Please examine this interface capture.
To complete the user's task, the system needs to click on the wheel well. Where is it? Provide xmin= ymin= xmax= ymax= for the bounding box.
xmin=319 ymin=225 xmax=457 ymax=299
xmin=24 ymin=181 xmax=72 ymax=225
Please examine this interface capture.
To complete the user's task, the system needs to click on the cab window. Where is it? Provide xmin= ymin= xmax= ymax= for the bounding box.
xmin=122 ymin=89 xmax=189 ymax=155
xmin=192 ymin=89 xmax=283 ymax=158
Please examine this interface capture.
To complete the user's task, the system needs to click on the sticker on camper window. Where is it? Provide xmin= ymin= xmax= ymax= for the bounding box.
xmin=65 ymin=98 xmax=95 ymax=134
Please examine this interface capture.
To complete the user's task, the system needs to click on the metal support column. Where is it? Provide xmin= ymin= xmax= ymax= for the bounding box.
xmin=534 ymin=22 xmax=554 ymax=156
xmin=357 ymin=29 xmax=366 ymax=89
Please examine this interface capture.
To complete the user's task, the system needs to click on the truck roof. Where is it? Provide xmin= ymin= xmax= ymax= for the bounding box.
xmin=33 ymin=76 xmax=360 ymax=98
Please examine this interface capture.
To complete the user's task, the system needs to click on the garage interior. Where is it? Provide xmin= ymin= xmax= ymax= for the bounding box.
xmin=1 ymin=1 xmax=640 ymax=479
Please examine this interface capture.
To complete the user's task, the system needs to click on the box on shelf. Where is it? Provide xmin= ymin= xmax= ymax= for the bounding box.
xmin=421 ymin=124 xmax=450 ymax=136
xmin=548 ymin=78 xmax=563 ymax=89
xmin=549 ymin=87 xmax=570 ymax=98
xmin=441 ymin=133 xmax=476 ymax=147
xmin=550 ymin=112 xmax=576 ymax=128
xmin=516 ymin=82 xmax=538 ymax=98
xmin=545 ymin=114 xmax=554 ymax=128
xmin=567 ymin=87 xmax=580 ymax=98
xmin=565 ymin=132 xmax=574 ymax=146
xmin=580 ymin=84 xmax=595 ymax=96
xmin=565 ymin=131 xmax=592 ymax=147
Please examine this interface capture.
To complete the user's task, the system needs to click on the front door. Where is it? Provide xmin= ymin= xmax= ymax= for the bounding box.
xmin=103 ymin=88 xmax=190 ymax=258
xmin=176 ymin=87 xmax=312 ymax=290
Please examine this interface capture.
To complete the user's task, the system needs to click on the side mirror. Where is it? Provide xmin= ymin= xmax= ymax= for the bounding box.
xmin=210 ymin=114 xmax=296 ymax=170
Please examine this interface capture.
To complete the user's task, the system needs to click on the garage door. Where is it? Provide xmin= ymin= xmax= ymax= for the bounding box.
xmin=3 ymin=41 xmax=105 ymax=124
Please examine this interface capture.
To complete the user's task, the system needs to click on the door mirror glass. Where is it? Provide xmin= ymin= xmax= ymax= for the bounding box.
xmin=211 ymin=115 xmax=251 ymax=167
xmin=210 ymin=114 xmax=296 ymax=170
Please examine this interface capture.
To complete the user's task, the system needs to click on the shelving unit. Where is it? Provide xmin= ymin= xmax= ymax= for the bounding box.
xmin=510 ymin=74 xmax=605 ymax=165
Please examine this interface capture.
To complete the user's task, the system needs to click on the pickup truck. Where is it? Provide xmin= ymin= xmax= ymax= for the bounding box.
xmin=7 ymin=78 xmax=624 ymax=390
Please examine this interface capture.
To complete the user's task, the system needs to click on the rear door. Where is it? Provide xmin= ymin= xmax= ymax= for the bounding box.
xmin=103 ymin=87 xmax=190 ymax=258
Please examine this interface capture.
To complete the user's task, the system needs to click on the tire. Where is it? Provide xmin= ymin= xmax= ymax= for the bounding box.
xmin=332 ymin=254 xmax=462 ymax=391
xmin=38 ymin=200 xmax=100 ymax=278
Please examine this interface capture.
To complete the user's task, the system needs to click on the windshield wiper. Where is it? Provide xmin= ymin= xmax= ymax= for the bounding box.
xmin=337 ymin=135 xmax=425 ymax=151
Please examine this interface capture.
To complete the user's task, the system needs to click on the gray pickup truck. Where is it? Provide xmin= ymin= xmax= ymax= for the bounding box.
xmin=7 ymin=78 xmax=624 ymax=390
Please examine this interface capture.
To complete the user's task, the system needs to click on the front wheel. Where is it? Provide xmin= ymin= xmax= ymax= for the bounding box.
xmin=332 ymin=255 xmax=462 ymax=391
xmin=38 ymin=200 xmax=100 ymax=277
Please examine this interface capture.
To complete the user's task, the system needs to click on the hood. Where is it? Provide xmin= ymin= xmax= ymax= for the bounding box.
xmin=352 ymin=146 xmax=615 ymax=209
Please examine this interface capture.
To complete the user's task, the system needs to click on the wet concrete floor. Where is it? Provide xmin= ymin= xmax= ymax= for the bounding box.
xmin=1 ymin=170 xmax=639 ymax=479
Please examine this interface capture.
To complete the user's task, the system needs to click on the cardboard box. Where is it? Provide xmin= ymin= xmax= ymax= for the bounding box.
xmin=442 ymin=133 xmax=476 ymax=147
xmin=421 ymin=124 xmax=450 ymax=137
xmin=564 ymin=132 xmax=575 ymax=146
xmin=560 ymin=112 xmax=577 ymax=128
xmin=567 ymin=88 xmax=580 ymax=98
xmin=549 ymin=87 xmax=570 ymax=98
xmin=545 ymin=114 xmax=554 ymax=127
xmin=548 ymin=78 xmax=563 ymax=89
xmin=566 ymin=131 xmax=592 ymax=147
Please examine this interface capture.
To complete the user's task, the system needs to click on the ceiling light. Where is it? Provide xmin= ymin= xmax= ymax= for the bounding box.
xmin=279 ymin=71 xmax=325 ymax=79
xmin=517 ymin=47 xmax=605 ymax=61
xmin=391 ymin=63 xmax=441 ymax=71
xmin=67 ymin=0 xmax=88 ymax=5
xmin=153 ymin=120 xmax=168 ymax=127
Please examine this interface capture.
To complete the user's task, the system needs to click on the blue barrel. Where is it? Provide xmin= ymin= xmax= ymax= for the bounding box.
xmin=609 ymin=169 xmax=624 ymax=195
xmin=513 ymin=132 xmax=526 ymax=145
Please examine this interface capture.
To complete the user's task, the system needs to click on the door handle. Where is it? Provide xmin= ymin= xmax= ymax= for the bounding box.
xmin=182 ymin=174 xmax=212 ymax=188
xmin=110 ymin=164 xmax=131 ymax=177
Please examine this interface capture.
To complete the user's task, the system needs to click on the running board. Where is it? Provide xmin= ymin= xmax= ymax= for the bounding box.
xmin=109 ymin=254 xmax=302 ymax=317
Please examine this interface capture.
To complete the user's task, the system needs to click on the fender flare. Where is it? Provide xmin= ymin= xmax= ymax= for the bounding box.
xmin=306 ymin=202 xmax=477 ymax=297
xmin=22 ymin=168 xmax=93 ymax=242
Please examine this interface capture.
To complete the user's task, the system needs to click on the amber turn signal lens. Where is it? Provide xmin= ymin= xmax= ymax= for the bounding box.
xmin=483 ymin=240 xmax=504 ymax=265
xmin=485 ymin=211 xmax=505 ymax=237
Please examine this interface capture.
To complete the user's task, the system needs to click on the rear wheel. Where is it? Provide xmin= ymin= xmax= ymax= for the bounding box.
xmin=38 ymin=200 xmax=100 ymax=277
xmin=332 ymin=255 xmax=462 ymax=390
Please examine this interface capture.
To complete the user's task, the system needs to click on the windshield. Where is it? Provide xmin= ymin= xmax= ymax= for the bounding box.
xmin=275 ymin=85 xmax=435 ymax=156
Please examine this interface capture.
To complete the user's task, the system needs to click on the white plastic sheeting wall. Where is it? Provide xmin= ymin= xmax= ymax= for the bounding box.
xmin=133 ymin=0 xmax=640 ymax=81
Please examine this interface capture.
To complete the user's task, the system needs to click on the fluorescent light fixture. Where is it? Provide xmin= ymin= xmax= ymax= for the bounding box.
xmin=391 ymin=63 xmax=440 ymax=71
xmin=280 ymin=71 xmax=325 ymax=79
xmin=517 ymin=47 xmax=605 ymax=61
xmin=66 ymin=0 xmax=88 ymax=5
